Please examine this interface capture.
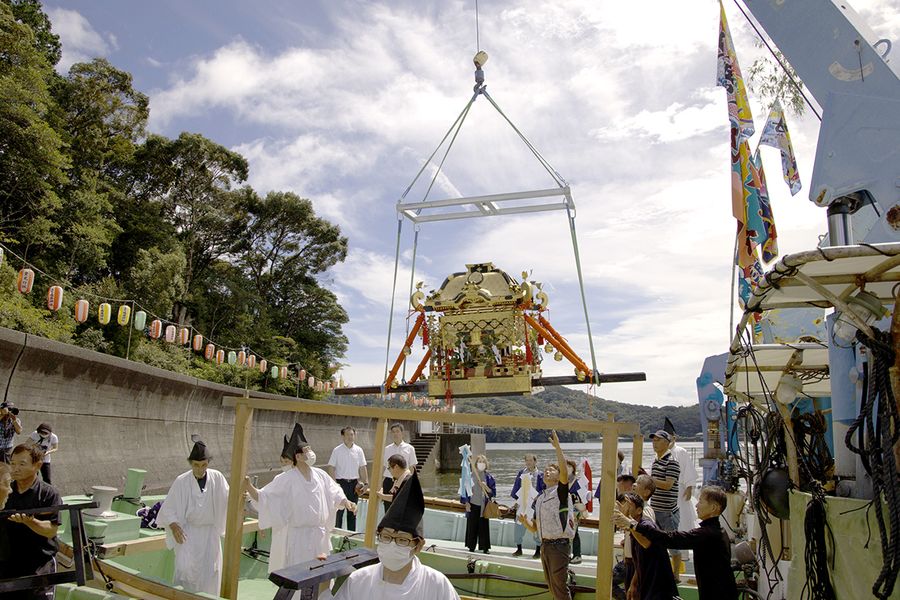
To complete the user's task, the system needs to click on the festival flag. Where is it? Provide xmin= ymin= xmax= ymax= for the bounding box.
xmin=751 ymin=148 xmax=778 ymax=262
xmin=717 ymin=0 xmax=754 ymax=150
xmin=759 ymin=100 xmax=802 ymax=195
xmin=733 ymin=139 xmax=758 ymax=269
xmin=582 ymin=458 xmax=593 ymax=513
xmin=457 ymin=444 xmax=473 ymax=499
xmin=738 ymin=256 xmax=764 ymax=310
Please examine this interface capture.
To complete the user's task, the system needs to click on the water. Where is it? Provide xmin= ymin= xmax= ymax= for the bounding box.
xmin=418 ymin=441 xmax=704 ymax=518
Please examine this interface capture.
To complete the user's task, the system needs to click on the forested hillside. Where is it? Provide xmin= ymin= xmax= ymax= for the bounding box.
xmin=0 ymin=1 xmax=347 ymax=394
xmin=335 ymin=387 xmax=700 ymax=442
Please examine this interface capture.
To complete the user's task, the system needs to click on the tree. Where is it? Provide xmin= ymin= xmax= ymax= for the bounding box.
xmin=1 ymin=0 xmax=61 ymax=67
xmin=748 ymin=48 xmax=808 ymax=116
xmin=0 ymin=2 xmax=67 ymax=253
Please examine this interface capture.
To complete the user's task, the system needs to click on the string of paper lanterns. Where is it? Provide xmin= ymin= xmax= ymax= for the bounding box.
xmin=1 ymin=242 xmax=343 ymax=390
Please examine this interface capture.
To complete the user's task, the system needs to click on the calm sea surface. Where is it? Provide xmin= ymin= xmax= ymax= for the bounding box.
xmin=418 ymin=441 xmax=703 ymax=518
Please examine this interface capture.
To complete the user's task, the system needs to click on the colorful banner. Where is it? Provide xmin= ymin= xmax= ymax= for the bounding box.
xmin=717 ymin=0 xmax=754 ymax=150
xmin=759 ymin=100 xmax=802 ymax=196
xmin=751 ymin=149 xmax=778 ymax=262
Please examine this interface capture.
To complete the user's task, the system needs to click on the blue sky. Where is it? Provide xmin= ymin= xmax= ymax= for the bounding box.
xmin=46 ymin=0 xmax=900 ymax=406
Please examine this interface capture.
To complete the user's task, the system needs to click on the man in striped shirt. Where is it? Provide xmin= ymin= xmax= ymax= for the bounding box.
xmin=649 ymin=430 xmax=682 ymax=580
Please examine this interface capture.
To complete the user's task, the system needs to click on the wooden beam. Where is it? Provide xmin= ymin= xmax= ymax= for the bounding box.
xmin=364 ymin=419 xmax=388 ymax=548
xmin=221 ymin=401 xmax=254 ymax=599
xmin=97 ymin=520 xmax=260 ymax=559
xmin=98 ymin=559 xmax=212 ymax=600
xmin=221 ymin=396 xmax=640 ymax=436
xmin=335 ymin=372 xmax=646 ymax=396
xmin=595 ymin=414 xmax=619 ymax=600
xmin=631 ymin=433 xmax=643 ymax=476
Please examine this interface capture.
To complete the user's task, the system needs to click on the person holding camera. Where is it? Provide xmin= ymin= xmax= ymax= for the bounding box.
xmin=0 ymin=402 xmax=22 ymax=463
xmin=28 ymin=424 xmax=58 ymax=485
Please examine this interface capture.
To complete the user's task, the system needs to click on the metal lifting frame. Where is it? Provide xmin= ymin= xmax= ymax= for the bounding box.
xmin=383 ymin=78 xmax=600 ymax=390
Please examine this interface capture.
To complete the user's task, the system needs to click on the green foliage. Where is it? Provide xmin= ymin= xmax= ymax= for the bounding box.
xmin=0 ymin=2 xmax=349 ymax=396
xmin=747 ymin=48 xmax=807 ymax=116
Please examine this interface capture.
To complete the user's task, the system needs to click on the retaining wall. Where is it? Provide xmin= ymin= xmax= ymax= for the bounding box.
xmin=0 ymin=327 xmax=410 ymax=495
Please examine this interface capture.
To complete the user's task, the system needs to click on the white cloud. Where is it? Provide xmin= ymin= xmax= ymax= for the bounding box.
xmin=140 ymin=0 xmax=900 ymax=407
xmin=47 ymin=8 xmax=116 ymax=72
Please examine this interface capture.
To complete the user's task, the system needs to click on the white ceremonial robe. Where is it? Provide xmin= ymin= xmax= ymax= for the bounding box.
xmin=156 ymin=469 xmax=229 ymax=595
xmin=257 ymin=466 xmax=346 ymax=569
xmin=332 ymin=557 xmax=459 ymax=600
xmin=671 ymin=443 xmax=699 ymax=558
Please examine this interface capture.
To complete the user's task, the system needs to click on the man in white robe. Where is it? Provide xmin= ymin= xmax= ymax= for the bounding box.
xmin=666 ymin=418 xmax=699 ymax=574
xmin=332 ymin=472 xmax=458 ymax=600
xmin=246 ymin=423 xmax=356 ymax=572
xmin=156 ymin=435 xmax=229 ymax=595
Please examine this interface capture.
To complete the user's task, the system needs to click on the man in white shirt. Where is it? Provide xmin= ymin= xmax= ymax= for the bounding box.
xmin=246 ymin=424 xmax=356 ymax=579
xmin=332 ymin=472 xmax=458 ymax=600
xmin=28 ymin=423 xmax=58 ymax=485
xmin=381 ymin=423 xmax=417 ymax=511
xmin=156 ymin=435 xmax=230 ymax=595
xmin=327 ymin=426 xmax=369 ymax=531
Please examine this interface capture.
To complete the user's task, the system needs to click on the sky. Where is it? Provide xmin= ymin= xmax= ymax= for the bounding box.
xmin=44 ymin=0 xmax=900 ymax=408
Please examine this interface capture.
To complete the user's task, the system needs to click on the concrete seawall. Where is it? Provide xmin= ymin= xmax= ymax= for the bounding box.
xmin=0 ymin=326 xmax=406 ymax=495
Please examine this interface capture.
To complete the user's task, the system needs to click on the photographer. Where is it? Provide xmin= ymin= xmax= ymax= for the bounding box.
xmin=0 ymin=402 xmax=22 ymax=463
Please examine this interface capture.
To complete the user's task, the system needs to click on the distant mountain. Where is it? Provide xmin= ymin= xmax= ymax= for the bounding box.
xmin=455 ymin=387 xmax=700 ymax=443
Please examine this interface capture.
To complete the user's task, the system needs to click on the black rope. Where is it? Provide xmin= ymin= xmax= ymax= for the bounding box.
xmin=800 ymin=484 xmax=835 ymax=600
xmin=844 ymin=328 xmax=900 ymax=599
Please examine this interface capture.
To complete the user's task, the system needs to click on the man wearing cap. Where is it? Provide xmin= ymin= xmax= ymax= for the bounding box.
xmin=28 ymin=424 xmax=58 ymax=485
xmin=664 ymin=417 xmax=698 ymax=579
xmin=156 ymin=435 xmax=230 ymax=595
xmin=332 ymin=472 xmax=459 ymax=599
xmin=0 ymin=402 xmax=22 ymax=463
xmin=649 ymin=429 xmax=682 ymax=580
xmin=246 ymin=424 xmax=356 ymax=571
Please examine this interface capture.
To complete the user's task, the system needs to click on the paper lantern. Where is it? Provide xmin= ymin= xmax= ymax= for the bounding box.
xmin=237 ymin=350 xmax=246 ymax=366
xmin=164 ymin=325 xmax=176 ymax=343
xmin=216 ymin=349 xmax=225 ymax=365
xmin=308 ymin=376 xmax=315 ymax=387
xmin=280 ymin=366 xmax=288 ymax=379
xmin=133 ymin=310 xmax=147 ymax=331
xmin=74 ymin=299 xmax=90 ymax=323
xmin=46 ymin=286 xmax=63 ymax=311
xmin=247 ymin=355 xmax=256 ymax=369
xmin=0 ymin=247 xmax=4 ymax=267
xmin=16 ymin=268 xmax=34 ymax=294
xmin=299 ymin=369 xmax=307 ymax=381
xmin=271 ymin=366 xmax=279 ymax=379
xmin=117 ymin=304 xmax=131 ymax=326
xmin=98 ymin=303 xmax=112 ymax=325
xmin=192 ymin=334 xmax=204 ymax=351
xmin=149 ymin=319 xmax=162 ymax=339
xmin=227 ymin=350 xmax=236 ymax=365
xmin=205 ymin=343 xmax=215 ymax=360
xmin=259 ymin=359 xmax=267 ymax=373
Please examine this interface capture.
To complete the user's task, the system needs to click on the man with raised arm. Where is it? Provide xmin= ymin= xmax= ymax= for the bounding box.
xmin=522 ymin=430 xmax=574 ymax=600
xmin=332 ymin=472 xmax=459 ymax=599
xmin=155 ymin=435 xmax=230 ymax=595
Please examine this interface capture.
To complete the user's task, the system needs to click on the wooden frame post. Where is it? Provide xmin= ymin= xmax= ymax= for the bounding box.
xmin=595 ymin=414 xmax=619 ymax=599
xmin=221 ymin=400 xmax=254 ymax=599
xmin=364 ymin=418 xmax=388 ymax=548
xmin=632 ymin=433 xmax=643 ymax=475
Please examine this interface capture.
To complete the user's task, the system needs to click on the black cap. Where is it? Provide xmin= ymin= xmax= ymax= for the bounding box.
xmin=282 ymin=423 xmax=309 ymax=460
xmin=37 ymin=423 xmax=52 ymax=434
xmin=378 ymin=472 xmax=424 ymax=539
xmin=663 ymin=417 xmax=676 ymax=436
xmin=188 ymin=434 xmax=212 ymax=461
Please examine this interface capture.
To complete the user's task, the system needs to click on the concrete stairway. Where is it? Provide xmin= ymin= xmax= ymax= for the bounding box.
xmin=411 ymin=433 xmax=439 ymax=473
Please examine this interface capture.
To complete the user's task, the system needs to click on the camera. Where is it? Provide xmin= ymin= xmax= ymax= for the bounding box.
xmin=0 ymin=402 xmax=18 ymax=416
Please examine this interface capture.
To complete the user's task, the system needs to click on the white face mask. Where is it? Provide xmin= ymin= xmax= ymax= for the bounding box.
xmin=281 ymin=464 xmax=292 ymax=473
xmin=377 ymin=541 xmax=414 ymax=571
xmin=305 ymin=450 xmax=317 ymax=466
xmin=476 ymin=462 xmax=486 ymax=472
